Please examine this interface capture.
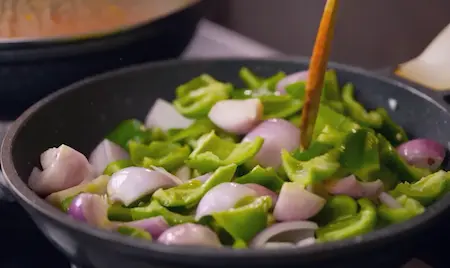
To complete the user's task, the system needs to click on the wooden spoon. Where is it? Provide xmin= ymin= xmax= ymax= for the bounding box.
xmin=299 ymin=0 xmax=339 ymax=150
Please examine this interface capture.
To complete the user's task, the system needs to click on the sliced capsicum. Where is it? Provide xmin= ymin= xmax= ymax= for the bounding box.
xmin=167 ymin=119 xmax=216 ymax=144
xmin=175 ymin=74 xmax=219 ymax=98
xmin=260 ymin=94 xmax=304 ymax=119
xmin=374 ymin=108 xmax=408 ymax=147
xmin=315 ymin=195 xmax=358 ymax=225
xmin=378 ymin=195 xmax=425 ymax=224
xmin=313 ymin=103 xmax=360 ymax=139
xmin=173 ymin=78 xmax=232 ymax=118
xmin=239 ymin=67 xmax=263 ymax=89
xmin=103 ymin=159 xmax=134 ymax=176
xmin=186 ymin=131 xmax=264 ymax=173
xmin=234 ymin=165 xmax=285 ymax=192
xmin=108 ymin=200 xmax=195 ymax=225
xmin=106 ymin=119 xmax=152 ymax=150
xmin=211 ymin=196 xmax=272 ymax=243
xmin=377 ymin=134 xmax=431 ymax=182
xmin=128 ymin=140 xmax=190 ymax=172
xmin=323 ymin=69 xmax=341 ymax=102
xmin=391 ymin=170 xmax=450 ymax=205
xmin=152 ymin=164 xmax=237 ymax=208
xmin=117 ymin=226 xmax=152 ymax=240
xmin=281 ymin=148 xmax=341 ymax=185
xmin=339 ymin=128 xmax=380 ymax=181
xmin=261 ymin=71 xmax=286 ymax=91
xmin=316 ymin=198 xmax=377 ymax=242
xmin=341 ymin=83 xmax=383 ymax=128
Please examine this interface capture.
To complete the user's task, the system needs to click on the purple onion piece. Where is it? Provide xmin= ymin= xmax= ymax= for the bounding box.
xmin=250 ymin=221 xmax=318 ymax=248
xmin=195 ymin=182 xmax=257 ymax=221
xmin=379 ymin=192 xmax=402 ymax=209
xmin=273 ymin=182 xmax=325 ymax=222
xmin=89 ymin=139 xmax=129 ymax=176
xmin=208 ymin=99 xmax=263 ymax=134
xmin=107 ymin=167 xmax=177 ymax=206
xmin=243 ymin=119 xmax=300 ymax=168
xmin=324 ymin=175 xmax=384 ymax=198
xmin=397 ymin=139 xmax=445 ymax=171
xmin=29 ymin=145 xmax=94 ymax=196
xmin=68 ymin=193 xmax=110 ymax=228
xmin=145 ymin=98 xmax=193 ymax=131
xmin=276 ymin=71 xmax=309 ymax=94
xmin=157 ymin=223 xmax=222 ymax=248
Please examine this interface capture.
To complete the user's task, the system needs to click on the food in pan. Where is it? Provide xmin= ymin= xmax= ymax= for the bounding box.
xmin=29 ymin=67 xmax=449 ymax=249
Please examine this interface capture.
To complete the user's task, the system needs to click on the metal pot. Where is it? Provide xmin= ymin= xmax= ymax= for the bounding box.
xmin=0 ymin=0 xmax=207 ymax=120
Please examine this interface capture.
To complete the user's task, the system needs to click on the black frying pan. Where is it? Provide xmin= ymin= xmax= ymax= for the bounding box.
xmin=2 ymin=58 xmax=450 ymax=268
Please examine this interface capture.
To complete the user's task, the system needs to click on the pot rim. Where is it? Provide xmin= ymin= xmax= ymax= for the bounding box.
xmin=2 ymin=57 xmax=449 ymax=261
xmin=0 ymin=0 xmax=203 ymax=47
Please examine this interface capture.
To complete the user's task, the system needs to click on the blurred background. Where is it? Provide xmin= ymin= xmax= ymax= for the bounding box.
xmin=208 ymin=0 xmax=450 ymax=69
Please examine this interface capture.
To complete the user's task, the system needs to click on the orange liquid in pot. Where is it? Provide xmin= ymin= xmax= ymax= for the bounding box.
xmin=0 ymin=0 xmax=198 ymax=39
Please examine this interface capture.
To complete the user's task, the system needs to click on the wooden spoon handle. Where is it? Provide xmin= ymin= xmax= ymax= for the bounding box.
xmin=300 ymin=0 xmax=339 ymax=150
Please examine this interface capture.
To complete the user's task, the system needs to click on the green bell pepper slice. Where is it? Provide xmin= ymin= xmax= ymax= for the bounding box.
xmin=316 ymin=198 xmax=377 ymax=242
xmin=378 ymin=195 xmax=425 ymax=224
xmin=391 ymin=170 xmax=450 ymax=205
xmin=377 ymin=134 xmax=430 ymax=182
xmin=167 ymin=119 xmax=216 ymax=144
xmin=152 ymin=164 xmax=237 ymax=208
xmin=313 ymin=103 xmax=360 ymax=138
xmin=175 ymin=74 xmax=219 ymax=98
xmin=260 ymin=94 xmax=303 ymax=119
xmin=108 ymin=200 xmax=195 ymax=225
xmin=374 ymin=108 xmax=408 ymax=147
xmin=261 ymin=71 xmax=286 ymax=91
xmin=339 ymin=128 xmax=380 ymax=181
xmin=341 ymin=83 xmax=383 ymax=128
xmin=239 ymin=67 xmax=263 ymax=89
xmin=288 ymin=114 xmax=302 ymax=126
xmin=103 ymin=159 xmax=134 ymax=176
xmin=186 ymin=131 xmax=264 ymax=173
xmin=234 ymin=165 xmax=284 ymax=192
xmin=315 ymin=195 xmax=358 ymax=225
xmin=238 ymin=68 xmax=286 ymax=91
xmin=316 ymin=125 xmax=348 ymax=146
xmin=211 ymin=196 xmax=272 ymax=243
xmin=281 ymin=148 xmax=341 ymax=185
xmin=323 ymin=69 xmax=341 ymax=102
xmin=291 ymin=125 xmax=344 ymax=162
xmin=173 ymin=80 xmax=232 ymax=119
xmin=117 ymin=226 xmax=152 ymax=240
xmin=285 ymin=81 xmax=306 ymax=98
xmin=106 ymin=119 xmax=152 ymax=150
xmin=129 ymin=140 xmax=190 ymax=172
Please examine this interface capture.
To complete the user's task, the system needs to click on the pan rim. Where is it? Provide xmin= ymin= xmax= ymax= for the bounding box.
xmin=2 ymin=57 xmax=449 ymax=261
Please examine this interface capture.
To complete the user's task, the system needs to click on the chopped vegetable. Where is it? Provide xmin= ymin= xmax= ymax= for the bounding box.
xmin=391 ymin=170 xmax=450 ymax=205
xmin=173 ymin=76 xmax=232 ymax=118
xmin=129 ymin=141 xmax=190 ymax=172
xmin=378 ymin=195 xmax=425 ymax=224
xmin=281 ymin=149 xmax=341 ymax=185
xmin=34 ymin=68 xmax=450 ymax=249
xmin=341 ymin=83 xmax=383 ymax=128
xmin=186 ymin=131 xmax=263 ymax=173
xmin=211 ymin=196 xmax=272 ymax=243
xmin=152 ymin=164 xmax=236 ymax=208
xmin=316 ymin=198 xmax=377 ymax=242
xmin=234 ymin=166 xmax=284 ymax=192
xmin=106 ymin=119 xmax=152 ymax=150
